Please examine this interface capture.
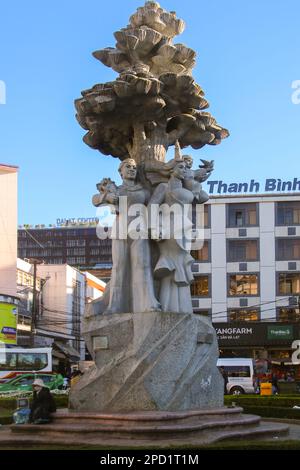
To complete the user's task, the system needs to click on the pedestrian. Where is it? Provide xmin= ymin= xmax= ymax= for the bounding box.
xmin=272 ymin=374 xmax=279 ymax=394
xmin=29 ymin=378 xmax=57 ymax=424
xmin=220 ymin=367 xmax=229 ymax=395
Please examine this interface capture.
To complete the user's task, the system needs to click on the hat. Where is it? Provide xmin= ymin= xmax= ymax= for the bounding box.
xmin=32 ymin=378 xmax=46 ymax=388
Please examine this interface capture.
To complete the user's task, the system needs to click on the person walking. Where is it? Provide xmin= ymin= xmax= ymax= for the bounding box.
xmin=220 ymin=367 xmax=229 ymax=395
xmin=272 ymin=374 xmax=279 ymax=395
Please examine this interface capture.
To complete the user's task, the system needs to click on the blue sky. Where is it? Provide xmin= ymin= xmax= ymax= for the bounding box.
xmin=0 ymin=0 xmax=299 ymax=225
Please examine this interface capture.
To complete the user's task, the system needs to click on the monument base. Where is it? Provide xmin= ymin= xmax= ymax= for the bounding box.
xmin=69 ymin=311 xmax=223 ymax=412
xmin=6 ymin=408 xmax=289 ymax=448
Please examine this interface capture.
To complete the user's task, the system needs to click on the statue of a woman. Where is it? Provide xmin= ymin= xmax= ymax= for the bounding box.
xmin=149 ymin=159 xmax=195 ymax=314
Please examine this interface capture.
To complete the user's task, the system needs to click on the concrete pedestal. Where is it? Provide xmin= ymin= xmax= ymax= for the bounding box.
xmin=69 ymin=311 xmax=224 ymax=412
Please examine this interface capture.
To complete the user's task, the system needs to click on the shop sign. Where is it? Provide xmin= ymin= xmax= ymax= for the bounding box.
xmin=0 ymin=302 xmax=18 ymax=344
xmin=215 ymin=324 xmax=256 ymax=345
xmin=267 ymin=325 xmax=293 ymax=340
xmin=215 ymin=322 xmax=300 ymax=347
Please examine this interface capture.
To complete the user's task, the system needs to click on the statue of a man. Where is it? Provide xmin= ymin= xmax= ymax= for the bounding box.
xmin=92 ymin=158 xmax=160 ymax=314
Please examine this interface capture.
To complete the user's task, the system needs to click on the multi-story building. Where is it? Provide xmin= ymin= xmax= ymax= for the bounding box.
xmin=0 ymin=164 xmax=18 ymax=298
xmin=18 ymin=223 xmax=112 ymax=280
xmin=191 ymin=192 xmax=300 ymax=378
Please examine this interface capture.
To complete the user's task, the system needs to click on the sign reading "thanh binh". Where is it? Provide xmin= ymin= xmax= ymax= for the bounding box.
xmin=206 ymin=178 xmax=300 ymax=195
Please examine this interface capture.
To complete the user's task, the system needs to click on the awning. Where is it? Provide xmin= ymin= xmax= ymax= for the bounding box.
xmin=53 ymin=341 xmax=80 ymax=361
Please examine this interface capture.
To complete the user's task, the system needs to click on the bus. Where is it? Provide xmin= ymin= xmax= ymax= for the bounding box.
xmin=217 ymin=358 xmax=255 ymax=394
xmin=0 ymin=347 xmax=52 ymax=382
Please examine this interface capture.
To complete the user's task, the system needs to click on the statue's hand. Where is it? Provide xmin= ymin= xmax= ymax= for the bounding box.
xmin=199 ymin=159 xmax=214 ymax=171
xmin=105 ymin=194 xmax=119 ymax=205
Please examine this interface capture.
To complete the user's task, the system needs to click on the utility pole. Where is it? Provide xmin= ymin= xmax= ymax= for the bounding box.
xmin=29 ymin=258 xmax=42 ymax=347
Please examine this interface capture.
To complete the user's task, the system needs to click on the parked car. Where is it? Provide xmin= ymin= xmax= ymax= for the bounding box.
xmin=0 ymin=373 xmax=64 ymax=393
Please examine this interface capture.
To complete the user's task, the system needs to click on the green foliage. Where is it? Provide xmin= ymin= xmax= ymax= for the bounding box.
xmin=224 ymin=395 xmax=300 ymax=408
xmin=0 ymin=394 xmax=68 ymax=417
xmin=242 ymin=405 xmax=300 ymax=420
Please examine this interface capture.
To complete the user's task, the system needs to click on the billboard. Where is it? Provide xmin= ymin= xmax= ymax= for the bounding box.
xmin=0 ymin=302 xmax=17 ymax=344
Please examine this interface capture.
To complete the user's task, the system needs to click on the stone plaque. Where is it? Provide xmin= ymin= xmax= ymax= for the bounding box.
xmin=93 ymin=336 xmax=108 ymax=350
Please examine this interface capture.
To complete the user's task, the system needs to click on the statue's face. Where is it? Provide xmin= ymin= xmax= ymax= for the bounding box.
xmin=121 ymin=161 xmax=137 ymax=180
xmin=173 ymin=162 xmax=187 ymax=180
xmin=183 ymin=157 xmax=193 ymax=169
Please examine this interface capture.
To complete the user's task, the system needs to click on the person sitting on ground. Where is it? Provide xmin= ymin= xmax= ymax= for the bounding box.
xmin=29 ymin=378 xmax=56 ymax=424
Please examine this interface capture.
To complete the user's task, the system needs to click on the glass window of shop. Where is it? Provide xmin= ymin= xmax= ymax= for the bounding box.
xmin=193 ymin=309 xmax=211 ymax=317
xmin=229 ymin=308 xmax=260 ymax=322
xmin=227 ymin=203 xmax=258 ymax=227
xmin=276 ymin=201 xmax=300 ymax=226
xmin=277 ymin=307 xmax=300 ymax=322
xmin=227 ymin=239 xmax=259 ymax=262
xmin=191 ymin=275 xmax=210 ymax=297
xmin=191 ymin=240 xmax=210 ymax=262
xmin=278 ymin=273 xmax=300 ymax=295
xmin=228 ymin=274 xmax=259 ymax=296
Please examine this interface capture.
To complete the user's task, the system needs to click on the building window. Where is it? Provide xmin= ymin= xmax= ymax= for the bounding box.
xmin=228 ymin=274 xmax=259 ymax=296
xmin=227 ymin=239 xmax=258 ymax=262
xmin=277 ymin=307 xmax=300 ymax=322
xmin=191 ymin=241 xmax=210 ymax=262
xmin=67 ymin=248 xmax=85 ymax=256
xmin=276 ymin=201 xmax=300 ymax=225
xmin=229 ymin=309 xmax=260 ymax=321
xmin=191 ymin=275 xmax=210 ymax=297
xmin=276 ymin=238 xmax=300 ymax=261
xmin=193 ymin=309 xmax=211 ymax=317
xmin=191 ymin=203 xmax=210 ymax=229
xmin=278 ymin=273 xmax=300 ymax=295
xmin=90 ymin=249 xmax=100 ymax=256
xmin=227 ymin=203 xmax=258 ymax=227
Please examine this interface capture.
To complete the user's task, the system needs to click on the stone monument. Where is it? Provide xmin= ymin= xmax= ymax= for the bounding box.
xmin=69 ymin=1 xmax=230 ymax=412
xmin=5 ymin=2 xmax=289 ymax=448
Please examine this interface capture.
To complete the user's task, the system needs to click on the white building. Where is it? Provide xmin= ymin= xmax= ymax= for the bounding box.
xmin=0 ymin=164 xmax=18 ymax=297
xmin=192 ymin=192 xmax=300 ymax=322
xmin=16 ymin=260 xmax=105 ymax=370
xmin=35 ymin=265 xmax=105 ymax=362
xmin=191 ymin=191 xmax=300 ymax=373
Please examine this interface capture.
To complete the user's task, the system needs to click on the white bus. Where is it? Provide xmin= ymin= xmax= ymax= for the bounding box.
xmin=0 ymin=347 xmax=52 ymax=382
xmin=217 ymin=358 xmax=255 ymax=394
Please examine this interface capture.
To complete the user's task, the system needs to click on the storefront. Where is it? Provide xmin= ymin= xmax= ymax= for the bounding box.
xmin=214 ymin=322 xmax=300 ymax=381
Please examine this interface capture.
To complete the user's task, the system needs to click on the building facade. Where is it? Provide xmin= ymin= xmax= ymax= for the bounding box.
xmin=191 ymin=192 xmax=300 ymax=379
xmin=0 ymin=164 xmax=19 ymax=346
xmin=0 ymin=164 xmax=18 ymax=297
xmin=16 ymin=260 xmax=105 ymax=370
xmin=18 ymin=224 xmax=112 ymax=281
